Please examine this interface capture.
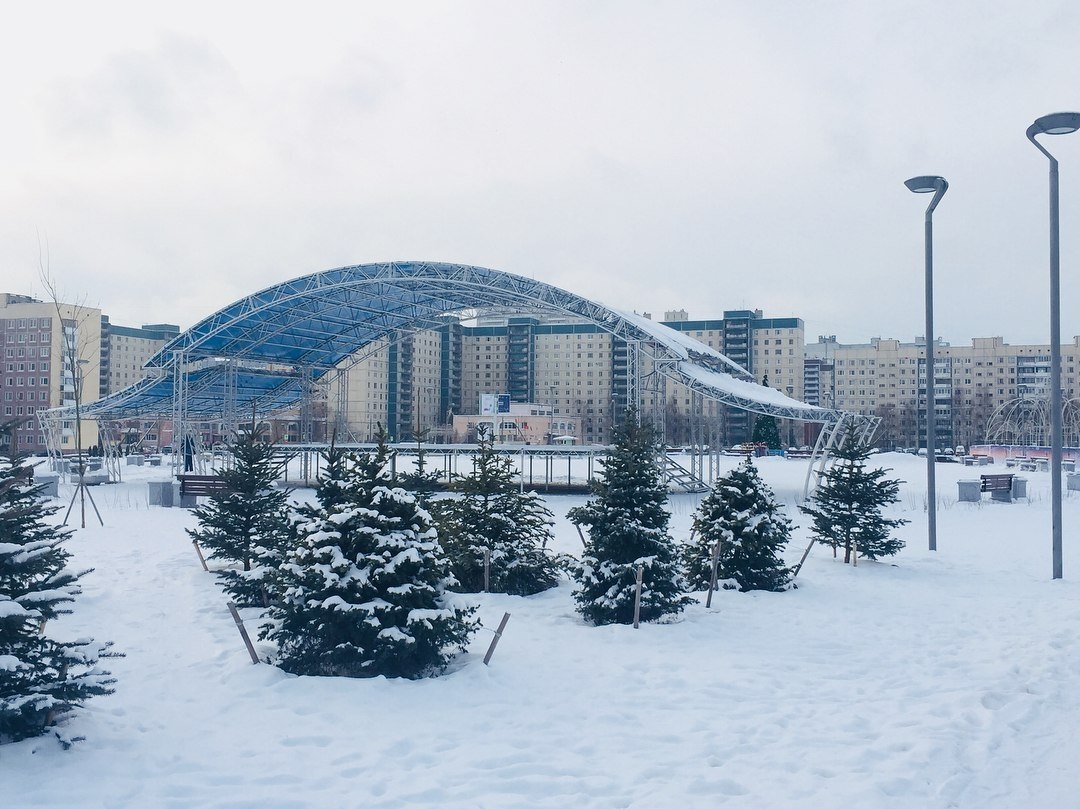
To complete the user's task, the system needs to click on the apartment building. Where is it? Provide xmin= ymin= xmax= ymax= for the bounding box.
xmin=96 ymin=318 xmax=180 ymax=451
xmin=806 ymin=334 xmax=1080 ymax=450
xmin=662 ymin=310 xmax=805 ymax=445
xmin=0 ymin=292 xmax=102 ymax=453
xmin=100 ymin=318 xmax=179 ymax=396
xmin=325 ymin=308 xmax=800 ymax=446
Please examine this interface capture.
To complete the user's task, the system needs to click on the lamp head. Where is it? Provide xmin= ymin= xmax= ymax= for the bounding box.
xmin=1030 ymin=112 xmax=1080 ymax=136
xmin=905 ymin=176 xmax=947 ymax=194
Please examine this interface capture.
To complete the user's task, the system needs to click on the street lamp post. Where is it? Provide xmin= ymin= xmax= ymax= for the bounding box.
xmin=905 ymin=175 xmax=949 ymax=552
xmin=1027 ymin=111 xmax=1080 ymax=580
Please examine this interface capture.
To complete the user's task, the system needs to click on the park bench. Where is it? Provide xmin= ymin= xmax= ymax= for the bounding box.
xmin=981 ymin=473 xmax=1015 ymax=502
xmin=177 ymin=474 xmax=233 ymax=500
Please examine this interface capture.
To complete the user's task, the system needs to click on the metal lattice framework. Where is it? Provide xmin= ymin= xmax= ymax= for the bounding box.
xmin=986 ymin=396 xmax=1080 ymax=447
xmin=42 ymin=261 xmax=854 ymax=450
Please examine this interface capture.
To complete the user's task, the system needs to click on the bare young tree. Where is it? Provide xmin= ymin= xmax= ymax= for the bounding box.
xmin=38 ymin=243 xmax=103 ymax=528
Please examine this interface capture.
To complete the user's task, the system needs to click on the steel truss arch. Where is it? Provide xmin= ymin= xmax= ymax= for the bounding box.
xmin=46 ymin=261 xmax=852 ymax=429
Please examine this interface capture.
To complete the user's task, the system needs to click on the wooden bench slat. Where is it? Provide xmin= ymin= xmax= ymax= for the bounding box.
xmin=177 ymin=474 xmax=233 ymax=497
xmin=980 ymin=473 xmax=1014 ymax=492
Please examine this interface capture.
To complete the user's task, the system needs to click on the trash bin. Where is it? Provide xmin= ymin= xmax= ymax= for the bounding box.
xmin=35 ymin=472 xmax=59 ymax=498
xmin=957 ymin=479 xmax=981 ymax=503
xmin=1069 ymin=473 xmax=1080 ymax=492
xmin=148 ymin=480 xmax=174 ymax=506
xmin=1012 ymin=476 xmax=1028 ymax=500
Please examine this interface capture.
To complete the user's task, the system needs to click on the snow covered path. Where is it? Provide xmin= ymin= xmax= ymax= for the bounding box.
xmin=3 ymin=456 xmax=1080 ymax=807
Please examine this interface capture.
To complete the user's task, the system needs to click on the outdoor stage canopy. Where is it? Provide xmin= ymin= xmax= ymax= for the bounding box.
xmin=60 ymin=261 xmax=848 ymax=426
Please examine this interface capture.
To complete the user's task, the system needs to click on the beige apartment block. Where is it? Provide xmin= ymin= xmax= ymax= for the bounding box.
xmin=807 ymin=334 xmax=1080 ymax=449
xmin=1 ymin=292 xmax=102 ymax=453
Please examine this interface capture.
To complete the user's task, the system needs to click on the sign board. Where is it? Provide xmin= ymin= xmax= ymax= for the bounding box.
xmin=480 ymin=393 xmax=497 ymax=416
xmin=497 ymin=394 xmax=511 ymax=414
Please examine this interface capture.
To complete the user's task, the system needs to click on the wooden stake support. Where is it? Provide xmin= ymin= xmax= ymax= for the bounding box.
xmin=227 ymin=601 xmax=260 ymax=664
xmin=483 ymin=612 xmax=511 ymax=666
xmin=791 ymin=538 xmax=817 ymax=579
xmin=192 ymin=540 xmax=210 ymax=572
xmin=483 ymin=547 xmax=491 ymax=593
xmin=633 ymin=565 xmax=644 ymax=629
xmin=705 ymin=538 xmax=722 ymax=609
xmin=575 ymin=525 xmax=587 ymax=547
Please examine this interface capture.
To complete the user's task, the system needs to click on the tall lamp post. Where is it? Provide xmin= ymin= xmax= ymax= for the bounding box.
xmin=905 ymin=175 xmax=949 ymax=552
xmin=1027 ymin=111 xmax=1080 ymax=580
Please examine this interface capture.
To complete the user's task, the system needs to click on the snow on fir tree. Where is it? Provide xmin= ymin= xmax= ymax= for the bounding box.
xmin=263 ymin=435 xmax=476 ymax=678
xmin=799 ymin=434 xmax=908 ymax=564
xmin=431 ymin=426 xmax=559 ymax=596
xmin=186 ymin=427 xmax=292 ymax=607
xmin=568 ymin=410 xmax=690 ymax=625
xmin=683 ymin=457 xmax=793 ymax=592
xmin=0 ymin=426 xmax=116 ymax=745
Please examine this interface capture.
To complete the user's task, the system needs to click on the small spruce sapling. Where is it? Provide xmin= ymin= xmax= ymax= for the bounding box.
xmin=431 ymin=426 xmax=559 ymax=596
xmin=186 ymin=427 xmax=292 ymax=606
xmin=0 ymin=423 xmax=117 ymax=745
xmin=568 ymin=409 xmax=690 ymax=624
xmin=799 ymin=434 xmax=908 ymax=564
xmin=752 ymin=414 xmax=782 ymax=451
xmin=683 ymin=457 xmax=793 ymax=592
xmin=264 ymin=432 xmax=476 ymax=678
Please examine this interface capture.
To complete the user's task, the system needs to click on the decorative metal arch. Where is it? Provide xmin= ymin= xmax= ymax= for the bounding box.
xmin=53 ymin=261 xmax=850 ymax=427
xmin=986 ymin=395 xmax=1080 ymax=447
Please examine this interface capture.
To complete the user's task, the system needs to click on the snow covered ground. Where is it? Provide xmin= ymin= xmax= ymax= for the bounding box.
xmin=3 ymin=453 xmax=1080 ymax=808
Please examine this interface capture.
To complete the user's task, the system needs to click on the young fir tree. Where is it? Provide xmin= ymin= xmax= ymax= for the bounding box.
xmin=799 ymin=435 xmax=908 ymax=563
xmin=568 ymin=410 xmax=690 ymax=625
xmin=186 ymin=427 xmax=292 ymax=607
xmin=682 ymin=457 xmax=792 ymax=592
xmin=752 ymin=414 xmax=782 ymax=451
xmin=397 ymin=440 xmax=444 ymax=502
xmin=431 ymin=427 xmax=559 ymax=596
xmin=263 ymin=433 xmax=476 ymax=678
xmin=0 ymin=426 xmax=116 ymax=745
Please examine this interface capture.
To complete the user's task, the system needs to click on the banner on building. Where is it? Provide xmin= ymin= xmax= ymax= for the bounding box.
xmin=480 ymin=393 xmax=497 ymax=416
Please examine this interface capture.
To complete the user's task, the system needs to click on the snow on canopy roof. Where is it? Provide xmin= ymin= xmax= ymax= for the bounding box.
xmin=54 ymin=261 xmax=844 ymax=424
xmin=616 ymin=309 xmax=747 ymax=374
xmin=675 ymin=362 xmax=831 ymax=422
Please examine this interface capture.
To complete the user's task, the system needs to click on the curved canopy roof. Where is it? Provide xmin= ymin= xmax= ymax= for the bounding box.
xmin=64 ymin=261 xmax=843 ymax=424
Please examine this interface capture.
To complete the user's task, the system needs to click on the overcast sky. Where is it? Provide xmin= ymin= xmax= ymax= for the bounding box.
xmin=3 ymin=1 xmax=1079 ymax=347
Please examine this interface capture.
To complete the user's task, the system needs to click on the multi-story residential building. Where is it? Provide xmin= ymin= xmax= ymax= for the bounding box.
xmin=100 ymin=318 xmax=179 ymax=396
xmin=662 ymin=310 xmax=805 ymax=445
xmin=1 ymin=293 xmax=103 ymax=454
xmin=806 ymin=334 xmax=1080 ymax=450
xmin=97 ymin=318 xmax=180 ymax=451
xmin=327 ymin=308 xmax=801 ymax=446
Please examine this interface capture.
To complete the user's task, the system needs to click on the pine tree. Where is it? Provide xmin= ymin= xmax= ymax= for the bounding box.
xmin=431 ymin=428 xmax=559 ymax=596
xmin=264 ymin=434 xmax=476 ymax=678
xmin=0 ymin=425 xmax=116 ymax=745
xmin=683 ymin=458 xmax=792 ymax=592
xmin=799 ymin=435 xmax=908 ymax=563
xmin=568 ymin=410 xmax=690 ymax=624
xmin=186 ymin=428 xmax=292 ymax=607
